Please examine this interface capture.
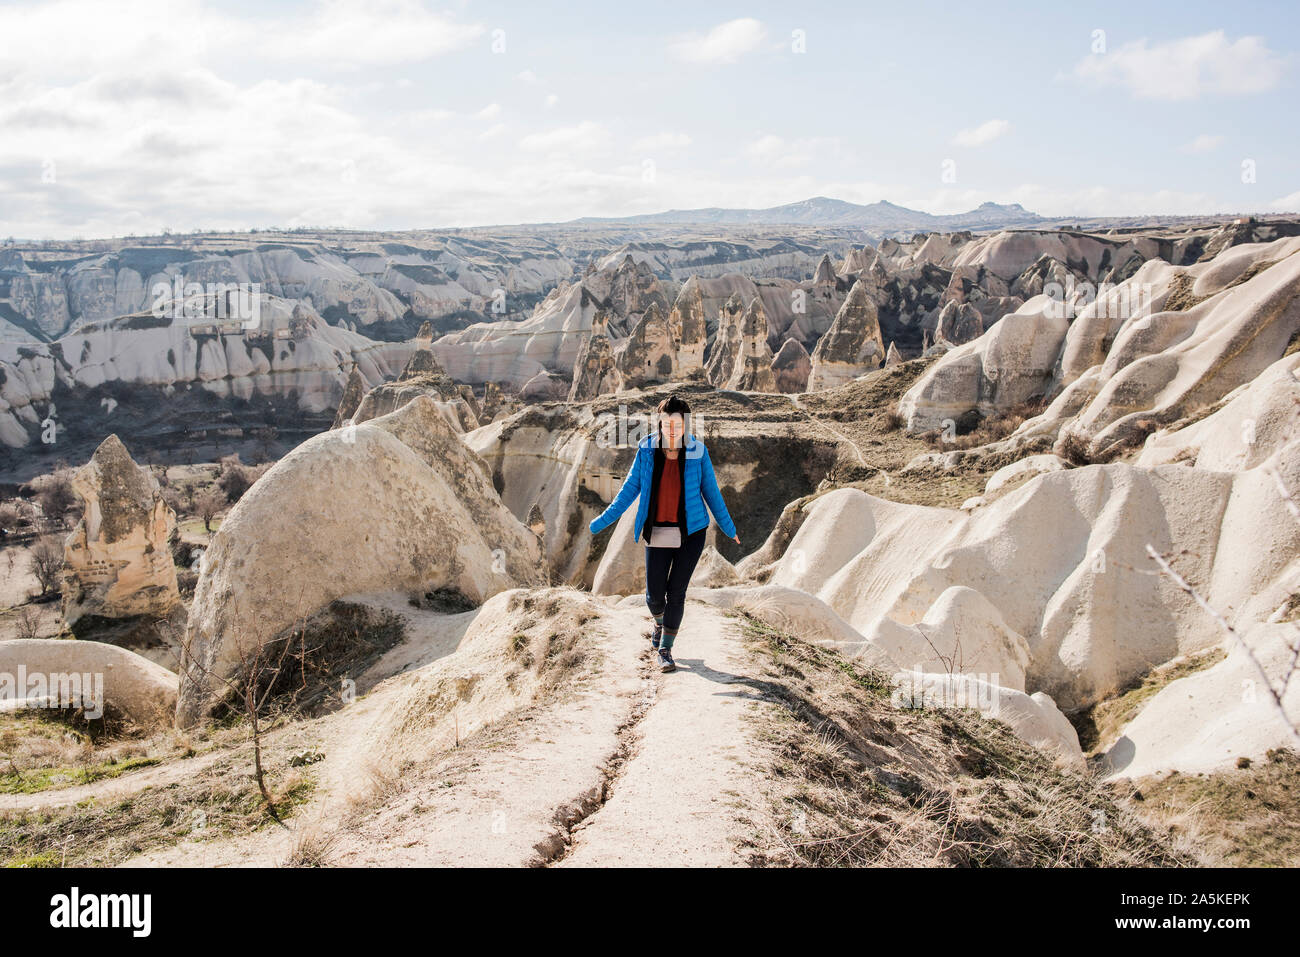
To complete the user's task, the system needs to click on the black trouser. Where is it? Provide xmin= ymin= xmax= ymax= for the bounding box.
xmin=644 ymin=526 xmax=707 ymax=645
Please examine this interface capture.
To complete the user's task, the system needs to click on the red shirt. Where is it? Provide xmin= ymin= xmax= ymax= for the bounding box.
xmin=654 ymin=452 xmax=682 ymax=523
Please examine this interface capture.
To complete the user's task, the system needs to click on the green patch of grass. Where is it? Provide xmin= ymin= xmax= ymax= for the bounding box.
xmin=177 ymin=517 xmax=221 ymax=538
xmin=4 ymin=850 xmax=60 ymax=868
xmin=0 ymin=756 xmax=161 ymax=795
xmin=0 ymin=759 xmax=315 ymax=867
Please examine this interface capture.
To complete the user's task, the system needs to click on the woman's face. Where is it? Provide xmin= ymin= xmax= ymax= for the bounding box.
xmin=661 ymin=412 xmax=685 ymax=447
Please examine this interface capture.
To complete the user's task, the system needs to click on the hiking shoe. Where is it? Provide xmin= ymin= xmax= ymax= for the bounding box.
xmin=658 ymin=648 xmax=676 ymax=673
xmin=649 ymin=623 xmax=662 ymax=647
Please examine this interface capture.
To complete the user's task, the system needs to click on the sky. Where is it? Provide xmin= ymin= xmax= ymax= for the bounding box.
xmin=1 ymin=0 xmax=1298 ymax=238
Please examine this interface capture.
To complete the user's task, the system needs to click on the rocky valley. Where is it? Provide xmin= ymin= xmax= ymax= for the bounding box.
xmin=1 ymin=209 xmax=1298 ymax=869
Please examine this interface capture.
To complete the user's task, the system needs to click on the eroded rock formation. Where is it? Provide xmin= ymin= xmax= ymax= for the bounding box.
xmin=176 ymin=395 xmax=546 ymax=726
xmin=725 ymin=298 xmax=777 ymax=392
xmin=807 ymin=280 xmax=886 ymax=391
xmin=62 ymin=435 xmax=181 ymax=634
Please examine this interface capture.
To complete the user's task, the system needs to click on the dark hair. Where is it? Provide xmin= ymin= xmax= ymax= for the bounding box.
xmin=656 ymin=394 xmax=691 ymax=416
xmin=655 ymin=394 xmax=691 ymax=447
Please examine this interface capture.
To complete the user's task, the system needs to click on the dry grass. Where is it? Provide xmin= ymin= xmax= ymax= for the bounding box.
xmin=0 ymin=752 xmax=315 ymax=866
xmin=0 ymin=706 xmax=243 ymax=795
xmin=1073 ymin=647 xmax=1228 ymax=755
xmin=1164 ymin=271 xmax=1206 ymax=312
xmin=919 ymin=398 xmax=1050 ymax=452
xmin=1130 ymin=749 xmax=1300 ymax=866
xmin=283 ymin=818 xmax=339 ymax=867
xmin=1057 ymin=418 xmax=1161 ymax=466
xmin=788 ymin=359 xmax=1056 ymax=508
xmin=505 ymin=589 xmax=597 ymax=693
xmin=736 ymin=613 xmax=1193 ymax=867
xmin=336 ymin=755 xmax=414 ymax=830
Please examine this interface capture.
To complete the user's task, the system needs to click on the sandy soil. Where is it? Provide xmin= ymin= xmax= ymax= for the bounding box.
xmin=64 ymin=594 xmax=779 ymax=868
xmin=0 ymin=541 xmax=66 ymax=641
xmin=558 ymin=600 xmax=774 ymax=866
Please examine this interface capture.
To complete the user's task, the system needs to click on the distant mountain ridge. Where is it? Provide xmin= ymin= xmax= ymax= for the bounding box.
xmin=568 ymin=196 xmax=1046 ymax=234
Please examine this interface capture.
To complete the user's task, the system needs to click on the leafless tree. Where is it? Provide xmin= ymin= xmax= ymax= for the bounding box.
xmin=170 ymin=589 xmax=316 ymax=823
xmin=15 ymin=605 xmax=41 ymax=641
xmin=29 ymin=535 xmax=63 ymax=598
xmin=195 ymin=489 xmax=225 ymax=533
xmin=0 ymin=503 xmax=21 ymax=539
xmin=37 ymin=475 xmax=78 ymax=528
xmin=217 ymin=458 xmax=253 ymax=503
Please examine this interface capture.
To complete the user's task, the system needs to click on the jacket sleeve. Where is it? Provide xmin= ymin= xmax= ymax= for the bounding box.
xmin=700 ymin=444 xmax=737 ymax=539
xmin=589 ymin=447 xmax=643 ymax=535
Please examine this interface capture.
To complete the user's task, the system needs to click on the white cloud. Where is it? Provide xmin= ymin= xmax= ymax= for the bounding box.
xmin=518 ymin=122 xmax=610 ymax=155
xmin=668 ymin=18 xmax=766 ymax=65
xmin=1074 ymin=31 xmax=1287 ymax=100
xmin=632 ymin=132 xmax=692 ymax=152
xmin=952 ymin=119 xmax=1010 ymax=148
xmin=270 ymin=0 xmax=484 ymax=68
xmin=0 ymin=0 xmax=222 ymax=78
xmin=0 ymin=6 xmax=1286 ymax=237
xmin=408 ymin=108 xmax=454 ymax=123
xmin=0 ymin=0 xmax=484 ymax=77
xmin=1271 ymin=190 xmax=1300 ymax=212
xmin=745 ymin=134 xmax=846 ymax=169
xmin=1181 ymin=133 xmax=1224 ymax=154
xmin=998 ymin=184 xmax=1230 ymax=218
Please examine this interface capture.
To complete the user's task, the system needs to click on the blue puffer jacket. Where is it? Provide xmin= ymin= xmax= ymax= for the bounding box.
xmin=588 ymin=432 xmax=737 ymax=543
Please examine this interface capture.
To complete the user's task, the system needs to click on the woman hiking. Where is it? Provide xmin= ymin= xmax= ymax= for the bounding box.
xmin=588 ymin=395 xmax=740 ymax=673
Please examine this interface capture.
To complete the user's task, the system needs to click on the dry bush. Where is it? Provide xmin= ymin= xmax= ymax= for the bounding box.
xmin=160 ymin=486 xmax=185 ymax=517
xmin=175 ymin=568 xmax=200 ymax=598
xmin=283 ymin=819 xmax=338 ymax=867
xmin=1058 ymin=419 xmax=1160 ymax=466
xmin=0 ymin=502 xmax=23 ymax=537
xmin=28 ymin=536 xmax=63 ymax=598
xmin=1056 ymin=430 xmax=1094 ymax=466
xmin=217 ymin=456 xmax=254 ymax=503
xmin=194 ymin=489 xmax=225 ymax=532
xmin=922 ymin=398 xmax=1049 ymax=451
xmin=36 ymin=474 xmax=79 ymax=528
xmin=15 ymin=605 xmax=41 ymax=641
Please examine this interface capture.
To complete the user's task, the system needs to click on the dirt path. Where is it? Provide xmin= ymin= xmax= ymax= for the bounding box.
xmin=329 ymin=598 xmax=777 ymax=866
xmin=325 ymin=602 xmax=652 ymax=866
xmin=787 ymin=393 xmax=891 ymax=482
xmin=21 ymin=595 xmax=777 ymax=867
xmin=555 ymin=600 xmax=774 ymax=866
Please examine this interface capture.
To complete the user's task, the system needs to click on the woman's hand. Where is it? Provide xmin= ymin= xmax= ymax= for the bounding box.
xmin=731 ymin=533 xmax=741 ymax=544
